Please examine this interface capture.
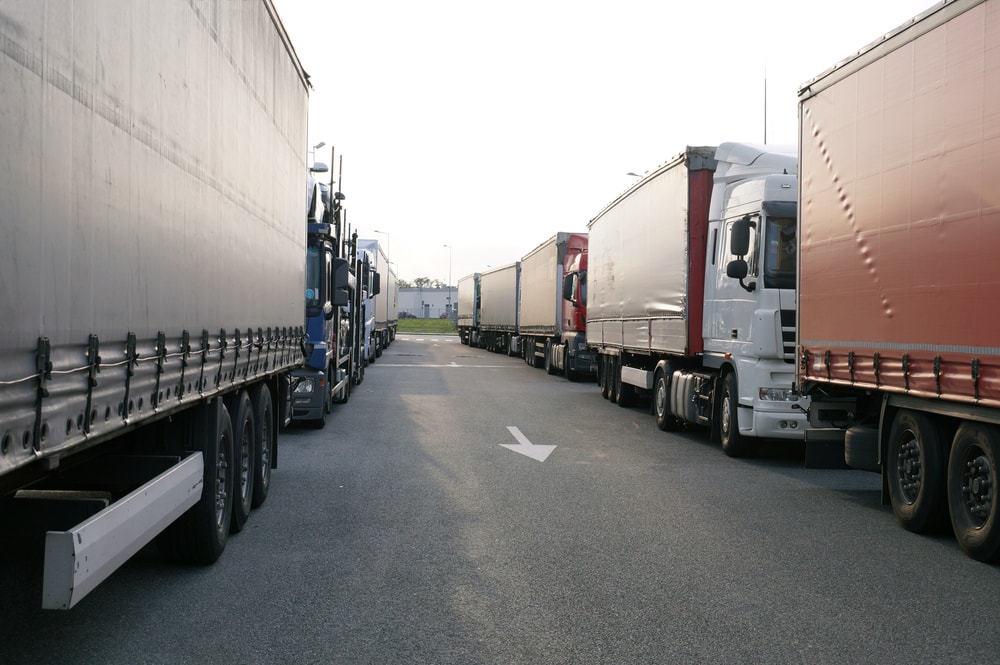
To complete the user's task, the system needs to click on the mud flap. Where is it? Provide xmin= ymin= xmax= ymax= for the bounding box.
xmin=804 ymin=429 xmax=849 ymax=469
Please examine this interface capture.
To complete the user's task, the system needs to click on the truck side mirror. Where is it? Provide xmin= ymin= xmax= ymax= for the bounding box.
xmin=562 ymin=273 xmax=576 ymax=302
xmin=730 ymin=216 xmax=752 ymax=256
xmin=726 ymin=259 xmax=748 ymax=279
xmin=726 ymin=258 xmax=756 ymax=292
xmin=332 ymin=257 xmax=350 ymax=308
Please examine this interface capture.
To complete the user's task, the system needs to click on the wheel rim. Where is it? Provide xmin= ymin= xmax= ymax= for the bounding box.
xmin=721 ymin=391 xmax=733 ymax=438
xmin=894 ymin=430 xmax=923 ymax=505
xmin=655 ymin=377 xmax=666 ymax=419
xmin=238 ymin=421 xmax=252 ymax=502
xmin=958 ymin=447 xmax=994 ymax=528
xmin=215 ymin=442 xmax=229 ymax=528
xmin=259 ymin=413 xmax=271 ymax=478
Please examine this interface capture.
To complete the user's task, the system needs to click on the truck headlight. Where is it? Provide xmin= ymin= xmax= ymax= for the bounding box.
xmin=292 ymin=378 xmax=315 ymax=395
xmin=759 ymin=387 xmax=799 ymax=402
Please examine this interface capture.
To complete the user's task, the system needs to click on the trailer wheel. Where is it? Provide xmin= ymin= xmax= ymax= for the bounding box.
xmin=599 ymin=356 xmax=610 ymax=400
xmin=947 ymin=423 xmax=1000 ymax=562
xmin=616 ymin=371 xmax=636 ymax=408
xmin=653 ymin=370 xmax=677 ymax=431
xmin=229 ymin=391 xmax=255 ymax=533
xmin=719 ymin=372 xmax=751 ymax=458
xmin=887 ymin=410 xmax=947 ymax=533
xmin=250 ymin=383 xmax=274 ymax=509
xmin=158 ymin=399 xmax=234 ymax=563
xmin=609 ymin=357 xmax=621 ymax=403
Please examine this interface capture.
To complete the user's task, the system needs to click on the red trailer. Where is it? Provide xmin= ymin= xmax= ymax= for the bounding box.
xmin=798 ymin=0 xmax=1000 ymax=560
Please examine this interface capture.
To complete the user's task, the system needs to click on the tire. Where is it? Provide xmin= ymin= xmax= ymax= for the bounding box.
xmin=599 ymin=355 xmax=611 ymax=400
xmin=545 ymin=342 xmax=557 ymax=375
xmin=158 ymin=399 xmax=234 ymax=563
xmin=719 ymin=372 xmax=751 ymax=458
xmin=886 ymin=409 xmax=947 ymax=533
xmin=616 ymin=367 xmax=636 ymax=408
xmin=610 ymin=357 xmax=622 ymax=404
xmin=947 ymin=422 xmax=1000 ymax=562
xmin=229 ymin=391 xmax=255 ymax=533
xmin=250 ymin=383 xmax=274 ymax=509
xmin=653 ymin=369 xmax=677 ymax=431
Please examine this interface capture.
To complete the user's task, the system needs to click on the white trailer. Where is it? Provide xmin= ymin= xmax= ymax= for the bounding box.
xmin=477 ymin=263 xmax=521 ymax=355
xmin=0 ymin=0 xmax=308 ymax=608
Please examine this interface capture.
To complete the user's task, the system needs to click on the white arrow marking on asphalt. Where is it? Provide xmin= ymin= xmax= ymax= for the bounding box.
xmin=501 ymin=426 xmax=556 ymax=462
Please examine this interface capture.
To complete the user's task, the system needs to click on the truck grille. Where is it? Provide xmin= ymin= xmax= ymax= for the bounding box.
xmin=780 ymin=309 xmax=795 ymax=363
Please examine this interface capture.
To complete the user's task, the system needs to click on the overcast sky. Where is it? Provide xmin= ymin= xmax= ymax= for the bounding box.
xmin=273 ymin=0 xmax=937 ymax=285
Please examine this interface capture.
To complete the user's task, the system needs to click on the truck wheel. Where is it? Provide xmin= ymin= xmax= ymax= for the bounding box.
xmin=607 ymin=357 xmax=617 ymax=402
xmin=545 ymin=342 xmax=557 ymax=375
xmin=158 ymin=399 xmax=234 ymax=563
xmin=947 ymin=422 xmax=1000 ymax=561
xmin=653 ymin=370 xmax=677 ymax=431
xmin=887 ymin=410 xmax=947 ymax=533
xmin=616 ymin=370 xmax=636 ymax=408
xmin=229 ymin=392 xmax=255 ymax=533
xmin=719 ymin=372 xmax=751 ymax=458
xmin=249 ymin=383 xmax=274 ymax=509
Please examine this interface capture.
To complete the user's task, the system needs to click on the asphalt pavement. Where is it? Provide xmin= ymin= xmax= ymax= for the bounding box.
xmin=2 ymin=334 xmax=999 ymax=664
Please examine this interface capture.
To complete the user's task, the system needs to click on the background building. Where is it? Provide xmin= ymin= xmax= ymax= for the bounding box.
xmin=399 ymin=286 xmax=458 ymax=320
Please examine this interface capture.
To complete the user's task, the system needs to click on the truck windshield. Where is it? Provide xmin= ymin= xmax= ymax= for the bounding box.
xmin=763 ymin=216 xmax=796 ymax=290
xmin=305 ymin=247 xmax=322 ymax=311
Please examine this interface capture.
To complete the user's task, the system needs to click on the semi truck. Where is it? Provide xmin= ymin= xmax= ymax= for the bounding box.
xmin=358 ymin=240 xmax=397 ymax=357
xmin=477 ymin=262 xmax=522 ymax=355
xmin=797 ymin=0 xmax=1000 ymax=561
xmin=351 ymin=238 xmax=379 ymax=385
xmin=0 ymin=0 xmax=309 ymax=608
xmin=587 ymin=143 xmax=805 ymax=457
xmin=457 ymin=273 xmax=482 ymax=346
xmin=356 ymin=240 xmax=381 ymax=365
xmin=289 ymin=161 xmax=359 ymax=427
xmin=519 ymin=233 xmax=596 ymax=380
